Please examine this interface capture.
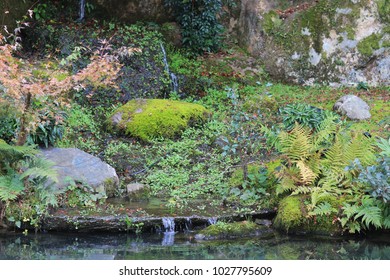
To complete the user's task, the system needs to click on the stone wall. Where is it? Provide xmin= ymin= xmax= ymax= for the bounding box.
xmin=237 ymin=0 xmax=390 ymax=86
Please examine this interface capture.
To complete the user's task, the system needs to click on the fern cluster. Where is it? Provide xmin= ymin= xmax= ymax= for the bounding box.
xmin=267 ymin=115 xmax=389 ymax=233
xmin=0 ymin=139 xmax=58 ymax=228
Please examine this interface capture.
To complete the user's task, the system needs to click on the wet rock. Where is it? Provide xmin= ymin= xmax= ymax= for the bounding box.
xmin=333 ymin=95 xmax=371 ymax=120
xmin=127 ymin=183 xmax=145 ymax=194
xmin=255 ymin=219 xmax=272 ymax=227
xmin=40 ymin=148 xmax=119 ymax=197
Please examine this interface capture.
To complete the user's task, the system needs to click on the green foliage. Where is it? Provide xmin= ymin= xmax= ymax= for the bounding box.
xmin=164 ymin=0 xmax=224 ymax=54
xmin=143 ymin=122 xmax=231 ymax=206
xmin=0 ymin=140 xmax=59 ymax=228
xmin=0 ymin=102 xmax=18 ymax=143
xmin=377 ymin=0 xmax=390 ymax=23
xmin=228 ymin=164 xmax=278 ymax=207
xmin=27 ymin=102 xmax=67 ymax=148
xmin=347 ymin=157 xmax=390 ymax=203
xmin=109 ymin=99 xmax=210 ymax=142
xmin=279 ymin=103 xmax=339 ymax=131
xmin=58 ymin=104 xmax=102 ymax=154
xmin=61 ymin=181 xmax=106 ymax=209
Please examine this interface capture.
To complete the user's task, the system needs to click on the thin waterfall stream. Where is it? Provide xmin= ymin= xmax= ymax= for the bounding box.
xmin=160 ymin=43 xmax=179 ymax=95
xmin=79 ymin=0 xmax=86 ymax=21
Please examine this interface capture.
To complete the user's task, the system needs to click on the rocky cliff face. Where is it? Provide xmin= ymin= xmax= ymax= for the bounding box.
xmin=237 ymin=0 xmax=390 ymax=86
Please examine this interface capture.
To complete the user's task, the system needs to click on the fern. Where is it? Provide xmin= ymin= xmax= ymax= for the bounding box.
xmin=296 ymin=160 xmax=317 ymax=185
xmin=279 ymin=124 xmax=312 ymax=162
xmin=309 ymin=202 xmax=337 ymax=216
xmin=0 ymin=172 xmax=24 ymax=201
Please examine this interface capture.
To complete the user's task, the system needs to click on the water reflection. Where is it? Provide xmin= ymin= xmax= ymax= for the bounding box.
xmin=0 ymin=232 xmax=389 ymax=260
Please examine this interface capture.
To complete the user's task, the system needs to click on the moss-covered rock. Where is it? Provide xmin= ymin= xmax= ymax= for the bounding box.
xmin=197 ymin=221 xmax=261 ymax=240
xmin=357 ymin=33 xmax=382 ymax=56
xmin=109 ymin=99 xmax=210 ymax=141
xmin=274 ymin=195 xmax=342 ymax=235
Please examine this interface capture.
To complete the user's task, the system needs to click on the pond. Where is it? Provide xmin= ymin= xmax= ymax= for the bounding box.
xmin=1 ymin=231 xmax=389 ymax=260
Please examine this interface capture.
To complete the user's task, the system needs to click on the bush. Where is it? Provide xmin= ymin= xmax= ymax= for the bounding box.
xmin=279 ymin=103 xmax=339 ymax=131
xmin=164 ymin=0 xmax=224 ymax=54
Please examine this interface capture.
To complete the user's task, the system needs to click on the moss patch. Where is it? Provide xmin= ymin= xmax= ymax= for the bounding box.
xmin=109 ymin=99 xmax=210 ymax=141
xmin=274 ymin=196 xmax=305 ymax=232
xmin=357 ymin=33 xmax=382 ymax=56
xmin=274 ymin=195 xmax=342 ymax=235
xmin=199 ymin=221 xmax=259 ymax=239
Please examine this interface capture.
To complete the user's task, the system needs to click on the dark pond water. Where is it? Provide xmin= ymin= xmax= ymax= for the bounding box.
xmin=0 ymin=231 xmax=389 ymax=260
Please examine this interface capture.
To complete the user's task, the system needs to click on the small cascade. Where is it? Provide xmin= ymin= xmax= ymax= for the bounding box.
xmin=79 ymin=0 xmax=86 ymax=21
xmin=160 ymin=43 xmax=179 ymax=95
xmin=162 ymin=217 xmax=175 ymax=233
xmin=208 ymin=217 xmax=218 ymax=225
xmin=161 ymin=217 xmax=175 ymax=246
xmin=184 ymin=217 xmax=193 ymax=232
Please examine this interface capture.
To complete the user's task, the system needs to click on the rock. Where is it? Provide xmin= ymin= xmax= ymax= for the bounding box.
xmin=333 ymin=95 xmax=371 ymax=120
xmin=108 ymin=99 xmax=210 ymax=142
xmin=126 ymin=183 xmax=146 ymax=194
xmin=237 ymin=0 xmax=390 ymax=86
xmin=40 ymin=148 xmax=119 ymax=197
xmin=255 ymin=219 xmax=272 ymax=227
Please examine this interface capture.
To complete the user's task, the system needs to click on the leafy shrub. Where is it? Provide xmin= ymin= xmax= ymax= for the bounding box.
xmin=27 ymin=102 xmax=67 ymax=147
xmin=164 ymin=0 xmax=224 ymax=54
xmin=347 ymin=157 xmax=390 ymax=203
xmin=0 ymin=102 xmax=18 ymax=143
xmin=279 ymin=103 xmax=339 ymax=131
xmin=0 ymin=140 xmax=58 ymax=229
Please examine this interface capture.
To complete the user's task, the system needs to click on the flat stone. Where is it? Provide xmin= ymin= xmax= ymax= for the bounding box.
xmin=40 ymin=148 xmax=119 ymax=197
xmin=333 ymin=95 xmax=371 ymax=120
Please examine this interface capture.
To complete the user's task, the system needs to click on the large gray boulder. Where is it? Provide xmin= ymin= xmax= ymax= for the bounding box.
xmin=333 ymin=95 xmax=371 ymax=120
xmin=40 ymin=148 xmax=119 ymax=197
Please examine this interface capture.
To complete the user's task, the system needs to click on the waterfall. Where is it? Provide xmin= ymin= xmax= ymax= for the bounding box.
xmin=208 ymin=217 xmax=218 ymax=225
xmin=160 ymin=43 xmax=179 ymax=95
xmin=162 ymin=217 xmax=175 ymax=233
xmin=161 ymin=217 xmax=175 ymax=246
xmin=184 ymin=217 xmax=193 ymax=232
xmin=79 ymin=0 xmax=86 ymax=21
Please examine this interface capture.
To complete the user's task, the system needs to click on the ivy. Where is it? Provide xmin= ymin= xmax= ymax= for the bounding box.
xmin=164 ymin=0 xmax=224 ymax=54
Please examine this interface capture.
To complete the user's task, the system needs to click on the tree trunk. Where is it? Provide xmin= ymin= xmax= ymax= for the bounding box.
xmin=16 ymin=92 xmax=32 ymax=146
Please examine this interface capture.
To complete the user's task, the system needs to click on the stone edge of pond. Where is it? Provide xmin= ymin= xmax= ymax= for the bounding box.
xmin=39 ymin=209 xmax=276 ymax=233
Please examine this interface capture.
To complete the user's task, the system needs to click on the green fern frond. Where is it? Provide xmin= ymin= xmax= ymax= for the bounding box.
xmin=279 ymin=124 xmax=312 ymax=162
xmin=355 ymin=205 xmax=382 ymax=229
xmin=276 ymin=176 xmax=297 ymax=195
xmin=312 ymin=116 xmax=339 ymax=150
xmin=21 ymin=157 xmax=58 ymax=183
xmin=0 ymin=173 xmax=25 ymax=201
xmin=383 ymin=215 xmax=390 ymax=229
xmin=291 ymin=186 xmax=313 ymax=195
xmin=309 ymin=202 xmax=337 ymax=216
xmin=344 ymin=134 xmax=376 ymax=166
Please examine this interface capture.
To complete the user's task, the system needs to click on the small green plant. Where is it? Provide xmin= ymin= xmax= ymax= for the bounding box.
xmin=279 ymin=103 xmax=339 ymax=131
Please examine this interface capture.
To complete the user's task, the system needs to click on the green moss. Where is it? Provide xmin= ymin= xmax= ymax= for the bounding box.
xmin=243 ymin=94 xmax=279 ymax=114
xmin=377 ymin=0 xmax=390 ymax=23
xmin=263 ymin=11 xmax=283 ymax=34
xmin=110 ymin=99 xmax=210 ymax=142
xmin=229 ymin=164 xmax=262 ymax=187
xmin=274 ymin=196 xmax=305 ymax=232
xmin=274 ymin=195 xmax=342 ymax=235
xmin=199 ymin=221 xmax=259 ymax=238
xmin=357 ymin=33 xmax=382 ymax=56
